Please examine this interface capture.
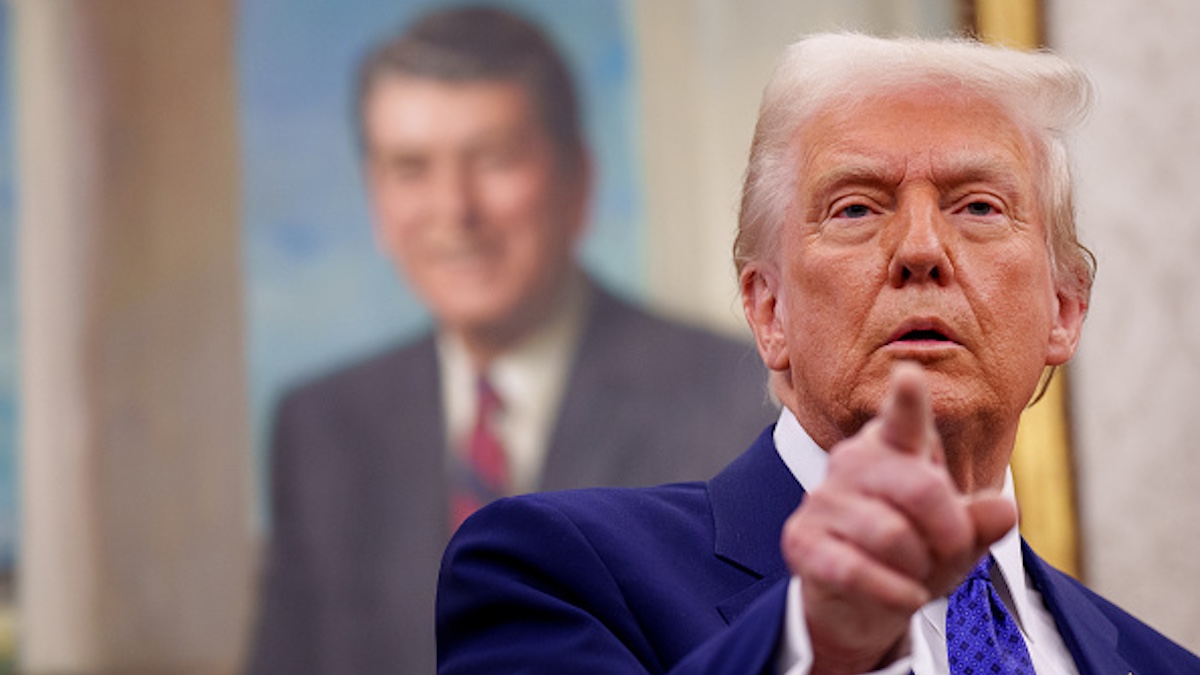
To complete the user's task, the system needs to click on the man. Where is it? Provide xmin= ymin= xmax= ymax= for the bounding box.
xmin=247 ymin=6 xmax=776 ymax=675
xmin=437 ymin=33 xmax=1200 ymax=673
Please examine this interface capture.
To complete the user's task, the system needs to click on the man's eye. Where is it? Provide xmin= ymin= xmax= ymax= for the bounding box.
xmin=965 ymin=201 xmax=995 ymax=216
xmin=475 ymin=144 xmax=525 ymax=170
xmin=383 ymin=157 xmax=427 ymax=181
xmin=838 ymin=204 xmax=872 ymax=219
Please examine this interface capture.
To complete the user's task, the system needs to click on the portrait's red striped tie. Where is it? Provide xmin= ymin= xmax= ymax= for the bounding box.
xmin=449 ymin=377 xmax=509 ymax=532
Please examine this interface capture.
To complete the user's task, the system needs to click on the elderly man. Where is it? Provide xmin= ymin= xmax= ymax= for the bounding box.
xmin=247 ymin=7 xmax=775 ymax=675
xmin=436 ymin=33 xmax=1200 ymax=673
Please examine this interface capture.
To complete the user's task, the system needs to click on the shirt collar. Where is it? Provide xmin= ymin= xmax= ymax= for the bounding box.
xmin=437 ymin=273 xmax=590 ymax=494
xmin=489 ymin=274 xmax=589 ymax=401
xmin=772 ymin=406 xmax=828 ymax=494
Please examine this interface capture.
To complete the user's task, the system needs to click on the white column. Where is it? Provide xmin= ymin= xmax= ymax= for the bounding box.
xmin=15 ymin=0 xmax=104 ymax=667
xmin=15 ymin=1 xmax=255 ymax=672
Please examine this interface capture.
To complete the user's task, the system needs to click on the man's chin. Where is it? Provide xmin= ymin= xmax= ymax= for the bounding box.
xmin=444 ymin=310 xmax=519 ymax=336
xmin=441 ymin=304 xmax=541 ymax=348
xmin=853 ymin=361 xmax=984 ymax=419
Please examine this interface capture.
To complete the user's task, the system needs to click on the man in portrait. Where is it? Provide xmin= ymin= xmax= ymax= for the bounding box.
xmin=247 ymin=6 xmax=776 ymax=674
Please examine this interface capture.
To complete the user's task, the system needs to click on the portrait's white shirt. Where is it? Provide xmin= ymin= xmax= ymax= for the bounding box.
xmin=438 ymin=275 xmax=589 ymax=496
xmin=772 ymin=407 xmax=1080 ymax=675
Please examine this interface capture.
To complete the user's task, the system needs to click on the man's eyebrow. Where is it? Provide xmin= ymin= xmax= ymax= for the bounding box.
xmin=809 ymin=154 xmax=1028 ymax=197
xmin=809 ymin=157 xmax=901 ymax=198
xmin=931 ymin=153 xmax=1028 ymax=194
xmin=371 ymin=146 xmax=428 ymax=167
xmin=469 ymin=121 xmax=540 ymax=147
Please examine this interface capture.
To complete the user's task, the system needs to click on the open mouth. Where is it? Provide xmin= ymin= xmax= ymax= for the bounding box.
xmin=886 ymin=320 xmax=961 ymax=348
xmin=897 ymin=329 xmax=952 ymax=342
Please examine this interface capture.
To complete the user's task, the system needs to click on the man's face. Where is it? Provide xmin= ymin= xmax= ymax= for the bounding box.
xmin=743 ymin=86 xmax=1085 ymax=449
xmin=363 ymin=76 xmax=586 ymax=347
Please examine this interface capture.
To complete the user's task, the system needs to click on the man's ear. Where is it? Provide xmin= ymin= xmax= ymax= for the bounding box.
xmin=1046 ymin=285 xmax=1088 ymax=366
xmin=741 ymin=262 xmax=790 ymax=372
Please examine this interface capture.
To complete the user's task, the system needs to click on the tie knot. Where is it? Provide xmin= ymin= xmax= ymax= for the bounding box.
xmin=946 ymin=553 xmax=1034 ymax=674
xmin=965 ymin=554 xmax=995 ymax=584
xmin=476 ymin=376 xmax=503 ymax=416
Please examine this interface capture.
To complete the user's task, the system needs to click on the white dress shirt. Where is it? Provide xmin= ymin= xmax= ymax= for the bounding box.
xmin=772 ymin=407 xmax=1080 ymax=674
xmin=437 ymin=275 xmax=589 ymax=496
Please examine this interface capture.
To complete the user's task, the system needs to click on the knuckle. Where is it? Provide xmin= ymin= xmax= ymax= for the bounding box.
xmin=819 ymin=546 xmax=860 ymax=590
xmin=800 ymin=538 xmax=857 ymax=591
xmin=871 ymin=512 xmax=909 ymax=552
xmin=905 ymin=466 xmax=949 ymax=511
xmin=871 ymin=515 xmax=932 ymax=580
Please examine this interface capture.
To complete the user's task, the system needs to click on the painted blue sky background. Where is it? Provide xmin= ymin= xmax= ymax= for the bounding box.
xmin=238 ymin=0 xmax=645 ymax=497
xmin=0 ymin=3 xmax=19 ymax=570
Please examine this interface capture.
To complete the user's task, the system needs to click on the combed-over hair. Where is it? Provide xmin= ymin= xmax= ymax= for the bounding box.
xmin=355 ymin=5 xmax=585 ymax=171
xmin=733 ymin=32 xmax=1095 ymax=302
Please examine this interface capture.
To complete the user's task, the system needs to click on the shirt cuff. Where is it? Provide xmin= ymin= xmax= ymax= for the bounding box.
xmin=776 ymin=576 xmax=915 ymax=675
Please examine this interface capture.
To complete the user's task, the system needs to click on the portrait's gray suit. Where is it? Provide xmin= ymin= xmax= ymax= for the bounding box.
xmin=246 ymin=283 xmax=778 ymax=674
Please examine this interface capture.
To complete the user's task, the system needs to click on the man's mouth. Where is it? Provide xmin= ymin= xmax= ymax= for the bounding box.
xmin=886 ymin=320 xmax=961 ymax=347
xmin=896 ymin=329 xmax=952 ymax=342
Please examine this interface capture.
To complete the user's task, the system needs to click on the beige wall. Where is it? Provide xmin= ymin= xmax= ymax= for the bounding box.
xmin=633 ymin=0 xmax=960 ymax=333
xmin=1048 ymin=0 xmax=1200 ymax=653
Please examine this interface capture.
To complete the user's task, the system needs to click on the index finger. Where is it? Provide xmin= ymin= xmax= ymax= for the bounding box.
xmin=879 ymin=362 xmax=934 ymax=459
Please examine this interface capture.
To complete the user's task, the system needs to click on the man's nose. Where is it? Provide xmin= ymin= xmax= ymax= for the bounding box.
xmin=887 ymin=194 xmax=954 ymax=287
xmin=433 ymin=162 xmax=479 ymax=229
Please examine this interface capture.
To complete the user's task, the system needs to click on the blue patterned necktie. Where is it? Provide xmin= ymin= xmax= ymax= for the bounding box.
xmin=945 ymin=555 xmax=1035 ymax=675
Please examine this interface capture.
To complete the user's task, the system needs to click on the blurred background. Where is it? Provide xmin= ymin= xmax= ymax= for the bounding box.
xmin=1 ymin=0 xmax=1198 ymax=672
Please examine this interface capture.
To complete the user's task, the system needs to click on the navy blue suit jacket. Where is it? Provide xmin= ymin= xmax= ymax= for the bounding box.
xmin=438 ymin=427 xmax=1200 ymax=674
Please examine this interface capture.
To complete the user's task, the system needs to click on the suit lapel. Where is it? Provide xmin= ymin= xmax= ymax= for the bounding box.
xmin=542 ymin=285 xmax=651 ymax=489
xmin=708 ymin=427 xmax=804 ymax=623
xmin=372 ymin=337 xmax=448 ymax=542
xmin=1022 ymin=541 xmax=1135 ymax=675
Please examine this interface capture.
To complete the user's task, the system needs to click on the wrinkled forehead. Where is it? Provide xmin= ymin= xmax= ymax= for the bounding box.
xmin=806 ymin=78 xmax=1032 ymax=142
xmin=793 ymin=82 xmax=1044 ymax=200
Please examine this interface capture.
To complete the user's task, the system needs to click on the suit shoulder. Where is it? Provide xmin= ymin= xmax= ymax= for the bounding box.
xmin=439 ymin=482 xmax=723 ymax=673
xmin=506 ymin=482 xmax=708 ymax=529
xmin=596 ymin=291 xmax=751 ymax=352
xmin=277 ymin=335 xmax=437 ymax=412
xmin=267 ymin=334 xmax=443 ymax=461
xmin=455 ymin=483 xmax=711 ymax=557
xmin=587 ymin=289 xmax=764 ymax=379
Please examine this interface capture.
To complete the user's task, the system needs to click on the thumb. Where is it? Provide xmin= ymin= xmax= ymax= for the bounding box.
xmin=928 ymin=494 xmax=1018 ymax=597
xmin=965 ymin=493 xmax=1018 ymax=552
